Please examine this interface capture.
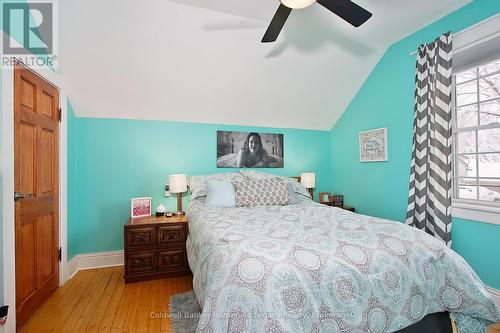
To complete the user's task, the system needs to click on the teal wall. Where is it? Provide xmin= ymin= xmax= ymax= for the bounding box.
xmin=68 ymin=118 xmax=331 ymax=258
xmin=329 ymin=0 xmax=500 ymax=289
xmin=452 ymin=218 xmax=500 ymax=288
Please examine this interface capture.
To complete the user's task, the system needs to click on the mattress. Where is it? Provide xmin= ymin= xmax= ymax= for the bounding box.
xmin=186 ymin=196 xmax=499 ymax=332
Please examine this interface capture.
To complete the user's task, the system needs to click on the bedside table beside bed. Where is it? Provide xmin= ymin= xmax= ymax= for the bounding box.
xmin=320 ymin=201 xmax=355 ymax=212
xmin=124 ymin=214 xmax=190 ymax=283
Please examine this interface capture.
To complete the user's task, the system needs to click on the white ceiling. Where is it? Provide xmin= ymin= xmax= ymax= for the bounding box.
xmin=59 ymin=0 xmax=471 ymax=130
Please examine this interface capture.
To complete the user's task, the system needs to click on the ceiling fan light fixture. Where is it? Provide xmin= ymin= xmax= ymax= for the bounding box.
xmin=263 ymin=0 xmax=372 ymax=43
xmin=280 ymin=0 xmax=316 ymax=9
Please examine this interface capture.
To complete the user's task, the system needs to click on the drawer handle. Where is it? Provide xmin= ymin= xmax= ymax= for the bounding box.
xmin=134 ymin=258 xmax=150 ymax=268
xmin=162 ymin=230 xmax=180 ymax=240
xmin=163 ymin=255 xmax=180 ymax=265
xmin=133 ymin=232 xmax=151 ymax=243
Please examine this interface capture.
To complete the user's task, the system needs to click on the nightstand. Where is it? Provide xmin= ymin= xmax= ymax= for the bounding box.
xmin=320 ymin=202 xmax=355 ymax=213
xmin=124 ymin=214 xmax=190 ymax=283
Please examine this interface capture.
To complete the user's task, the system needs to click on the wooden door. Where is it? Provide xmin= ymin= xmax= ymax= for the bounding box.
xmin=14 ymin=66 xmax=60 ymax=329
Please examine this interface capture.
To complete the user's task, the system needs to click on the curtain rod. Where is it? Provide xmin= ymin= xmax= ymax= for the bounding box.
xmin=408 ymin=13 xmax=500 ymax=56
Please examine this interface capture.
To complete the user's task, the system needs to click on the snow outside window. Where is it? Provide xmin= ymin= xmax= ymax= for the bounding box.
xmin=452 ymin=57 xmax=500 ymax=205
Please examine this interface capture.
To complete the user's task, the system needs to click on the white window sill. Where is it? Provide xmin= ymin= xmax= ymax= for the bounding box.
xmin=452 ymin=201 xmax=500 ymax=226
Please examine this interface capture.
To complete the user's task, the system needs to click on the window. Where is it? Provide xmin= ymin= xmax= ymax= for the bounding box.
xmin=452 ymin=57 xmax=500 ymax=205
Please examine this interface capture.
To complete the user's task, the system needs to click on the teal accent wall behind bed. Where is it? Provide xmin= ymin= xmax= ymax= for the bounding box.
xmin=329 ymin=0 xmax=500 ymax=289
xmin=68 ymin=118 xmax=331 ymax=259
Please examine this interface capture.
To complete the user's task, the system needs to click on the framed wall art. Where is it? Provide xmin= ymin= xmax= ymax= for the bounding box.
xmin=217 ymin=131 xmax=284 ymax=168
xmin=359 ymin=128 xmax=388 ymax=162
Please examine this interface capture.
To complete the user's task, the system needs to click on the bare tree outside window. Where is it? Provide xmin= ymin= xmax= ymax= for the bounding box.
xmin=453 ymin=58 xmax=500 ymax=203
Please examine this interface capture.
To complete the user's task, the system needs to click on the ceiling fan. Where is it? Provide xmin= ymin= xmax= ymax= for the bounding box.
xmin=262 ymin=0 xmax=372 ymax=43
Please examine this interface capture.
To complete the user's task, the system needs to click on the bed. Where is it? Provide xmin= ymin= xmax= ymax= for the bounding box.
xmin=185 ymin=172 xmax=499 ymax=332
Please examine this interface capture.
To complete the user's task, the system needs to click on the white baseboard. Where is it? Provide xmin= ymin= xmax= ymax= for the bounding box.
xmin=67 ymin=250 xmax=124 ymax=280
xmin=486 ymin=286 xmax=500 ymax=308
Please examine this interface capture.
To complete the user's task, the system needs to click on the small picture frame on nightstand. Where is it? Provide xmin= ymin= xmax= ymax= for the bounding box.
xmin=319 ymin=192 xmax=332 ymax=204
xmin=131 ymin=197 xmax=152 ymax=218
xmin=332 ymin=194 xmax=344 ymax=207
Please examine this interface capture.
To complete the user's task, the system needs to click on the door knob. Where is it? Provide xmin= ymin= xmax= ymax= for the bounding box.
xmin=14 ymin=192 xmax=33 ymax=201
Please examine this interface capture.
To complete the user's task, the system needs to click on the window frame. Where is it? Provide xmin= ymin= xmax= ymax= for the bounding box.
xmin=451 ymin=59 xmax=500 ymax=224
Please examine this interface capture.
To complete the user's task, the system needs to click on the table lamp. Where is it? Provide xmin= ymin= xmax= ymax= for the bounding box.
xmin=300 ymin=172 xmax=316 ymax=199
xmin=169 ymin=174 xmax=187 ymax=215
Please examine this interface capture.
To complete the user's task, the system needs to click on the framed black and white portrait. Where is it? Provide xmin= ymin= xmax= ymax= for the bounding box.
xmin=217 ymin=131 xmax=284 ymax=168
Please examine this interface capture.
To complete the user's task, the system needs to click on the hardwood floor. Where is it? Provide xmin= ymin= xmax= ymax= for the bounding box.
xmin=19 ymin=266 xmax=193 ymax=333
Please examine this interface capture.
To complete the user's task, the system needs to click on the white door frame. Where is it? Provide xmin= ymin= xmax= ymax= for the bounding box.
xmin=1 ymin=66 xmax=68 ymax=333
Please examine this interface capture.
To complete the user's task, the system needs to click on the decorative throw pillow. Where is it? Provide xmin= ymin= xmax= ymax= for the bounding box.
xmin=239 ymin=170 xmax=311 ymax=199
xmin=205 ymin=180 xmax=236 ymax=208
xmin=232 ymin=177 xmax=289 ymax=207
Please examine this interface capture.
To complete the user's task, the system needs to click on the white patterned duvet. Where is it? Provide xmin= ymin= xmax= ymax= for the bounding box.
xmin=186 ymin=197 xmax=499 ymax=332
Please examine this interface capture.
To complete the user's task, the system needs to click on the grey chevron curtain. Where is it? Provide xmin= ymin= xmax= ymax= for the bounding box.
xmin=406 ymin=32 xmax=453 ymax=246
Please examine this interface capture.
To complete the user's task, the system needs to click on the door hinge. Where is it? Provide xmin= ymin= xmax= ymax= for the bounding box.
xmin=58 ymin=247 xmax=62 ymax=262
xmin=58 ymin=107 xmax=62 ymax=122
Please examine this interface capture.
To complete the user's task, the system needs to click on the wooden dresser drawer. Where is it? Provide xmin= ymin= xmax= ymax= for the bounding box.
xmin=127 ymin=227 xmax=156 ymax=248
xmin=158 ymin=225 xmax=186 ymax=243
xmin=158 ymin=249 xmax=185 ymax=270
xmin=127 ymin=252 xmax=156 ymax=274
xmin=124 ymin=215 xmax=190 ymax=282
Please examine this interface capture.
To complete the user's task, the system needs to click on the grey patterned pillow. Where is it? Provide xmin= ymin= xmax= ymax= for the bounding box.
xmin=239 ymin=170 xmax=311 ymax=199
xmin=232 ymin=177 xmax=289 ymax=207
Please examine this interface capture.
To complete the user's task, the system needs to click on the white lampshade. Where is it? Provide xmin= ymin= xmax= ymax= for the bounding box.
xmin=281 ymin=0 xmax=316 ymax=9
xmin=169 ymin=174 xmax=187 ymax=193
xmin=300 ymin=172 xmax=316 ymax=188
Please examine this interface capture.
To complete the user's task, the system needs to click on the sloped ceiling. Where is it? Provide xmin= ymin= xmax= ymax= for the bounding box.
xmin=59 ymin=0 xmax=470 ymax=130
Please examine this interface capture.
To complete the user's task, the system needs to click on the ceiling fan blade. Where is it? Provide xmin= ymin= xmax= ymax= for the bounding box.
xmin=316 ymin=0 xmax=372 ymax=27
xmin=261 ymin=4 xmax=292 ymax=43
